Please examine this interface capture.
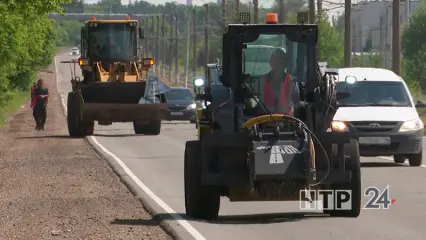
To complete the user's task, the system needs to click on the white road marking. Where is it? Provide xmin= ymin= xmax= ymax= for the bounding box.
xmin=54 ymin=57 xmax=207 ymax=240
xmin=54 ymin=54 xmax=426 ymax=235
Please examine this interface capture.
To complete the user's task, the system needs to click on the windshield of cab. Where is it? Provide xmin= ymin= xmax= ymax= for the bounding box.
xmin=242 ymin=34 xmax=307 ymax=114
xmin=336 ymin=81 xmax=412 ymax=107
xmin=243 ymin=34 xmax=306 ymax=78
xmin=165 ymin=89 xmax=194 ymax=101
xmin=87 ymin=23 xmax=136 ymax=60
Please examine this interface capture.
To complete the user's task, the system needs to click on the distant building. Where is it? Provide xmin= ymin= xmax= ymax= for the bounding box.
xmin=186 ymin=0 xmax=192 ymax=6
xmin=350 ymin=0 xmax=420 ymax=68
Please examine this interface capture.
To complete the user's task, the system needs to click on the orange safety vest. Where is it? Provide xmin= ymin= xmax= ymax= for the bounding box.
xmin=263 ymin=73 xmax=293 ymax=115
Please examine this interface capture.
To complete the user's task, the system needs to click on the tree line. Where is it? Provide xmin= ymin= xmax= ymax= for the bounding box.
xmin=0 ymin=0 xmax=65 ymax=107
xmin=56 ymin=0 xmax=392 ymax=86
xmin=402 ymin=2 xmax=426 ymax=95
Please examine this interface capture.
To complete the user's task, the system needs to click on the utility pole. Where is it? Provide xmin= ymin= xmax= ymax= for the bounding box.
xmin=385 ymin=6 xmax=389 ymax=69
xmin=253 ymin=0 xmax=258 ymax=23
xmin=169 ymin=14 xmax=174 ymax=83
xmin=279 ymin=0 xmax=284 ymax=23
xmin=142 ymin=18 xmax=147 ymax=57
xmin=379 ymin=16 xmax=385 ymax=67
xmin=161 ymin=14 xmax=166 ymax=78
xmin=221 ymin=0 xmax=227 ymax=28
xmin=155 ymin=15 xmax=160 ymax=74
xmin=235 ymin=0 xmax=240 ymax=23
xmin=175 ymin=14 xmax=179 ymax=85
xmin=405 ymin=0 xmax=410 ymax=24
xmin=344 ymin=0 xmax=352 ymax=67
xmin=392 ymin=0 xmax=401 ymax=75
xmin=145 ymin=18 xmax=149 ymax=56
xmin=150 ymin=16 xmax=154 ymax=57
xmin=192 ymin=7 xmax=197 ymax=78
xmin=184 ymin=16 xmax=190 ymax=88
xmin=309 ymin=0 xmax=315 ymax=23
xmin=317 ymin=0 xmax=323 ymax=18
xmin=204 ymin=4 xmax=209 ymax=77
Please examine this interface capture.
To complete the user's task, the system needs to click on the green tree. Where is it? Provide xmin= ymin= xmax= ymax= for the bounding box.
xmin=402 ymin=5 xmax=426 ymax=88
xmin=317 ymin=15 xmax=344 ymax=67
xmin=402 ymin=6 xmax=426 ymax=60
xmin=0 ymin=0 xmax=66 ymax=105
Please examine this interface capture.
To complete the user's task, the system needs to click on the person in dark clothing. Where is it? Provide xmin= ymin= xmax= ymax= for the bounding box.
xmin=33 ymin=79 xmax=49 ymax=130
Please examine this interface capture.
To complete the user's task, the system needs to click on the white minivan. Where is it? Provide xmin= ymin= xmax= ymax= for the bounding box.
xmin=331 ymin=67 xmax=425 ymax=166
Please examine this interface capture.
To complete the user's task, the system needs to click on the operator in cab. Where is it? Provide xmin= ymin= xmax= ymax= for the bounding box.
xmin=102 ymin=36 xmax=120 ymax=57
xmin=33 ymin=79 xmax=49 ymax=130
xmin=254 ymin=48 xmax=299 ymax=116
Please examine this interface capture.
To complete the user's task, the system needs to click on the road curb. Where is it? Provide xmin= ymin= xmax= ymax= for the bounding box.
xmin=54 ymin=56 xmax=194 ymax=240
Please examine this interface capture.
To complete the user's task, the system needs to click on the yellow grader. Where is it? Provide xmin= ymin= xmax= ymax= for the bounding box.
xmin=62 ymin=16 xmax=168 ymax=137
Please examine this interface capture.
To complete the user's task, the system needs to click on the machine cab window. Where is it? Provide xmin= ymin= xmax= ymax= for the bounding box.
xmin=87 ymin=22 xmax=137 ymax=61
xmin=241 ymin=33 xmax=307 ymax=116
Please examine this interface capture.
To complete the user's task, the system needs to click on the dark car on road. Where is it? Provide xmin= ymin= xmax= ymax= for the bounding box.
xmin=165 ymin=87 xmax=196 ymax=122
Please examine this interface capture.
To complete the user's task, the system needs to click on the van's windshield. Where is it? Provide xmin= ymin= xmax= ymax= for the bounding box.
xmin=336 ymin=81 xmax=412 ymax=107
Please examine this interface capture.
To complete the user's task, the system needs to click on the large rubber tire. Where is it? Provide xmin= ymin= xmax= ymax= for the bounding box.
xmin=408 ymin=150 xmax=423 ymax=167
xmin=393 ymin=154 xmax=405 ymax=164
xmin=67 ymin=92 xmax=94 ymax=137
xmin=85 ymin=121 xmax=95 ymax=135
xmin=184 ymin=140 xmax=220 ymax=220
xmin=133 ymin=120 xmax=161 ymax=135
xmin=324 ymin=139 xmax=361 ymax=218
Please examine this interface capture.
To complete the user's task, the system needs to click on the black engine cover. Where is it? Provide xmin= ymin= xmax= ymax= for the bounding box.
xmin=252 ymin=140 xmax=309 ymax=180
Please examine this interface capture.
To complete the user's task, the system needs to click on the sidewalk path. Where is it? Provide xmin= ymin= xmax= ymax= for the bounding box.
xmin=0 ymin=66 xmax=171 ymax=239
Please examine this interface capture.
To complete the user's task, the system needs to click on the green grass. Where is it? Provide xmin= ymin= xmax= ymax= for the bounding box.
xmin=0 ymin=91 xmax=28 ymax=127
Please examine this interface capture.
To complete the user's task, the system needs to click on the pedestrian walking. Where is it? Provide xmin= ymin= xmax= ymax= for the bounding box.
xmin=33 ymin=79 xmax=49 ymax=130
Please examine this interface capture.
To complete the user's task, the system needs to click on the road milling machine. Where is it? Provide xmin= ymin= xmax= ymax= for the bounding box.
xmin=61 ymin=16 xmax=168 ymax=137
xmin=185 ymin=12 xmax=362 ymax=220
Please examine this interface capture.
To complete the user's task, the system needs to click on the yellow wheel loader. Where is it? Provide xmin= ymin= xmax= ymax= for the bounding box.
xmin=61 ymin=16 xmax=168 ymax=137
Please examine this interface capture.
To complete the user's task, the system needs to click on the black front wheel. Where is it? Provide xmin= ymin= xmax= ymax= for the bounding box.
xmin=408 ymin=150 xmax=423 ymax=167
xmin=324 ymin=139 xmax=361 ymax=218
xmin=393 ymin=155 xmax=405 ymax=164
xmin=133 ymin=120 xmax=161 ymax=135
xmin=67 ymin=92 xmax=94 ymax=137
xmin=184 ymin=140 xmax=220 ymax=220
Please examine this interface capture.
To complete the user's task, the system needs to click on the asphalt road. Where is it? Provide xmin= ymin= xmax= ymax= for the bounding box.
xmin=56 ymin=53 xmax=426 ymax=240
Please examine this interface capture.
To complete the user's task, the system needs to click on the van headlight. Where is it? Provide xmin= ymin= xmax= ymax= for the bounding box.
xmin=331 ymin=121 xmax=349 ymax=132
xmin=186 ymin=103 xmax=196 ymax=110
xmin=398 ymin=120 xmax=423 ymax=132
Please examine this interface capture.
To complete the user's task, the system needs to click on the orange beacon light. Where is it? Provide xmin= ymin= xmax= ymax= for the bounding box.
xmin=266 ymin=13 xmax=278 ymax=24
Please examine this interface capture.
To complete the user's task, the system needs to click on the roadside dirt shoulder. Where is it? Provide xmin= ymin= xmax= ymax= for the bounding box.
xmin=0 ymin=65 xmax=171 ymax=239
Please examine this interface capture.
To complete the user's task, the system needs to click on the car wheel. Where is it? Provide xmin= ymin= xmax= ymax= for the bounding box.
xmin=408 ymin=150 xmax=423 ymax=167
xmin=393 ymin=154 xmax=405 ymax=164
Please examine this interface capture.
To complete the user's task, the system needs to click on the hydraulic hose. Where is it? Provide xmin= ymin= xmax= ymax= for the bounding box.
xmin=241 ymin=114 xmax=330 ymax=186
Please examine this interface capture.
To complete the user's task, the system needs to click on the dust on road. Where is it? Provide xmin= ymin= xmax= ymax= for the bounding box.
xmin=0 ymin=66 xmax=171 ymax=239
